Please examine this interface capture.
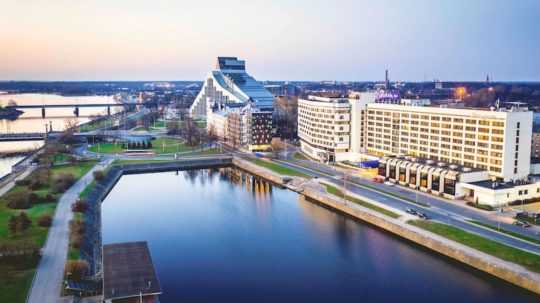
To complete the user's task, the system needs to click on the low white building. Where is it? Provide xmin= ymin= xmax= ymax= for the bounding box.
xmin=460 ymin=180 xmax=540 ymax=207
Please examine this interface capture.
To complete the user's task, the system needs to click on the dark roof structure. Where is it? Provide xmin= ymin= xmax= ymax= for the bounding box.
xmin=103 ymin=241 xmax=162 ymax=301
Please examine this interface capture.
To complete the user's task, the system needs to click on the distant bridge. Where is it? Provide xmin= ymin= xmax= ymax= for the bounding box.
xmin=0 ymin=132 xmax=50 ymax=142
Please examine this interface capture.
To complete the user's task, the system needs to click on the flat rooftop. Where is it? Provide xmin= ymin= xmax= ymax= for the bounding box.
xmin=103 ymin=241 xmax=162 ymax=301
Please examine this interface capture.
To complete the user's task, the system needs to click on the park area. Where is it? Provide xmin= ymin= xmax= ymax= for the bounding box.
xmin=0 ymin=160 xmax=96 ymax=303
xmin=88 ymin=137 xmax=198 ymax=154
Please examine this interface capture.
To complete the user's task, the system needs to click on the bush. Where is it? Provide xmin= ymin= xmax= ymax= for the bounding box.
xmin=72 ymin=199 xmax=88 ymax=213
xmin=65 ymin=260 xmax=89 ymax=282
xmin=28 ymin=168 xmax=51 ymax=190
xmin=8 ymin=212 xmax=32 ymax=234
xmin=45 ymin=193 xmax=56 ymax=202
xmin=466 ymin=201 xmax=494 ymax=211
xmin=93 ymin=170 xmax=105 ymax=182
xmin=6 ymin=191 xmax=32 ymax=209
xmin=28 ymin=192 xmax=39 ymax=204
xmin=69 ymin=219 xmax=85 ymax=235
xmin=37 ymin=214 xmax=53 ymax=227
xmin=52 ymin=173 xmax=76 ymax=193
xmin=15 ymin=179 xmax=30 ymax=186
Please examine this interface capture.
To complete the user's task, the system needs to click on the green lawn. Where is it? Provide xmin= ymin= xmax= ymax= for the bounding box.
xmin=88 ymin=142 xmax=125 ymax=154
xmin=467 ymin=220 xmax=540 ymax=245
xmin=151 ymin=138 xmax=191 ymax=154
xmin=0 ymin=256 xmax=39 ymax=303
xmin=325 ymin=184 xmax=401 ymax=219
xmin=247 ymin=158 xmax=310 ymax=178
xmin=409 ymin=220 xmax=540 ymax=273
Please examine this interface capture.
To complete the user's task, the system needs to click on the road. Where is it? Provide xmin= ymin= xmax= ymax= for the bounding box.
xmin=27 ymin=159 xmax=111 ymax=303
xmin=269 ymin=156 xmax=540 ymax=255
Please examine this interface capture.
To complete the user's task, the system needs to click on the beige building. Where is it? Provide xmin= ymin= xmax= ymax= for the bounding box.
xmin=366 ymin=104 xmax=532 ymax=181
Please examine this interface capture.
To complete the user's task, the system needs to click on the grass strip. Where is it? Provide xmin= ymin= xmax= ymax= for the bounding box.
xmin=409 ymin=220 xmax=540 ymax=273
xmin=247 ymin=158 xmax=310 ymax=178
xmin=467 ymin=220 xmax=540 ymax=246
xmin=325 ymin=184 xmax=400 ymax=219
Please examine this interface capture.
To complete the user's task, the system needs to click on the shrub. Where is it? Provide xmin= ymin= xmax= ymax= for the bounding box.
xmin=69 ymin=219 xmax=85 ymax=235
xmin=52 ymin=173 xmax=76 ymax=193
xmin=6 ymin=191 xmax=32 ymax=209
xmin=65 ymin=260 xmax=89 ymax=282
xmin=37 ymin=214 xmax=53 ymax=227
xmin=72 ymin=199 xmax=88 ymax=213
xmin=8 ymin=212 xmax=32 ymax=234
xmin=28 ymin=192 xmax=39 ymax=204
xmin=45 ymin=194 xmax=56 ymax=202
xmin=29 ymin=168 xmax=50 ymax=190
xmin=466 ymin=201 xmax=494 ymax=211
xmin=15 ymin=179 xmax=30 ymax=186
xmin=93 ymin=170 xmax=105 ymax=182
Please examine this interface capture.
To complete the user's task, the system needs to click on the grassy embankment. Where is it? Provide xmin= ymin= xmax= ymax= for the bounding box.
xmin=324 ymin=184 xmax=401 ymax=219
xmin=0 ymin=161 xmax=96 ymax=303
xmin=246 ymin=158 xmax=310 ymax=178
xmin=409 ymin=220 xmax=540 ymax=273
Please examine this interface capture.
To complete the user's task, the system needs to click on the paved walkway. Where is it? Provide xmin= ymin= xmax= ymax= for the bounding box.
xmin=0 ymin=165 xmax=36 ymax=197
xmin=27 ymin=160 xmax=111 ymax=303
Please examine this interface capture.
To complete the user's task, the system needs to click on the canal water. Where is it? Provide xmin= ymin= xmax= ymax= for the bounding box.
xmin=102 ymin=169 xmax=539 ymax=303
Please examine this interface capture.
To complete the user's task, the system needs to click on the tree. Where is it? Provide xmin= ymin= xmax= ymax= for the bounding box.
xmin=72 ymin=199 xmax=88 ymax=213
xmin=65 ymin=260 xmax=89 ymax=282
xmin=93 ymin=170 xmax=105 ymax=181
xmin=181 ymin=116 xmax=201 ymax=146
xmin=37 ymin=214 xmax=53 ymax=227
xmin=8 ymin=215 xmax=18 ymax=235
xmin=8 ymin=212 xmax=32 ymax=234
xmin=6 ymin=191 xmax=32 ymax=209
xmin=271 ymin=138 xmax=286 ymax=158
xmin=52 ymin=173 xmax=76 ymax=193
xmin=18 ymin=212 xmax=32 ymax=230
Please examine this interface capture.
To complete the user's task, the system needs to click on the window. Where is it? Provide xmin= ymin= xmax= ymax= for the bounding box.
xmin=517 ymin=122 xmax=520 ymax=129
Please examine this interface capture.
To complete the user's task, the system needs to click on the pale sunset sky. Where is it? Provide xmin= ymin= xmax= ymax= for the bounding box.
xmin=0 ymin=0 xmax=539 ymax=81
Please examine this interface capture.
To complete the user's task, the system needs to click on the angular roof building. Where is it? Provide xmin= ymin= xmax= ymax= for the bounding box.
xmin=189 ymin=57 xmax=274 ymax=118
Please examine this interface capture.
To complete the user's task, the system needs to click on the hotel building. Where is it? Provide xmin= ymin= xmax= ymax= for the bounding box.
xmin=190 ymin=57 xmax=274 ymax=151
xmin=366 ymin=103 xmax=532 ymax=181
xmin=297 ymin=93 xmax=376 ymax=162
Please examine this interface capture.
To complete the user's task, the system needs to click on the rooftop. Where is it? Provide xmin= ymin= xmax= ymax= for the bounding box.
xmin=103 ymin=241 xmax=162 ymax=301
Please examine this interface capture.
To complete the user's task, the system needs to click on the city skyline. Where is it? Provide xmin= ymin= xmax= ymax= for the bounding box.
xmin=1 ymin=0 xmax=539 ymax=81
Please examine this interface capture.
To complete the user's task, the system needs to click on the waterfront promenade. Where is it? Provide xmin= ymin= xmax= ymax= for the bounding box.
xmin=26 ymin=159 xmax=111 ymax=303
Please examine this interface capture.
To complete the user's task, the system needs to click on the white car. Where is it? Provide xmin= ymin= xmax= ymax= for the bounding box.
xmin=384 ymin=181 xmax=395 ymax=186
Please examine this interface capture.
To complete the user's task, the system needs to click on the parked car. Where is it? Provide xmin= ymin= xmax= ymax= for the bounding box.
xmin=384 ymin=181 xmax=394 ymax=186
xmin=513 ymin=221 xmax=524 ymax=227
xmin=417 ymin=212 xmax=428 ymax=220
xmin=406 ymin=208 xmax=418 ymax=215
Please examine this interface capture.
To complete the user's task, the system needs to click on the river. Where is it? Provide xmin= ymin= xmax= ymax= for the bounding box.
xmin=101 ymin=168 xmax=539 ymax=303
xmin=0 ymin=93 xmax=117 ymax=154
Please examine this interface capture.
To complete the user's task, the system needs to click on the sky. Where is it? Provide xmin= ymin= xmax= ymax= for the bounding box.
xmin=0 ymin=0 xmax=539 ymax=82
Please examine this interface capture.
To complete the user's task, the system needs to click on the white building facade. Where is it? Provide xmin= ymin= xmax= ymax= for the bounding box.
xmin=365 ymin=103 xmax=532 ymax=181
xmin=298 ymin=94 xmax=376 ymax=162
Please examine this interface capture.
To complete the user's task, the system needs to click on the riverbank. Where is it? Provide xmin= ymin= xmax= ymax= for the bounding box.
xmin=231 ymin=157 xmax=540 ymax=296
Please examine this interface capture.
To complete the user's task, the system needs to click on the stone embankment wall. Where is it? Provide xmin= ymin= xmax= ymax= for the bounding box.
xmin=233 ymin=157 xmax=540 ymax=295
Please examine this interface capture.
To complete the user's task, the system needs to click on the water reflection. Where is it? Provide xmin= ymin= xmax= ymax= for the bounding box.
xmin=102 ymin=168 xmax=539 ymax=303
